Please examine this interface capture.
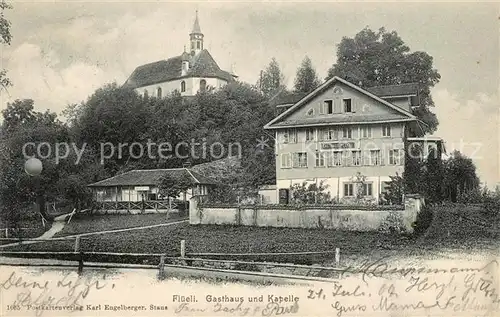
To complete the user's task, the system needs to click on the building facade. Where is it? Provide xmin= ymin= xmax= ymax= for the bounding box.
xmin=123 ymin=11 xmax=237 ymax=97
xmin=264 ymin=76 xmax=441 ymax=204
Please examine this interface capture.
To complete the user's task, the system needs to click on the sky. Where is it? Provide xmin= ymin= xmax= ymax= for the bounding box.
xmin=0 ymin=1 xmax=498 ymax=187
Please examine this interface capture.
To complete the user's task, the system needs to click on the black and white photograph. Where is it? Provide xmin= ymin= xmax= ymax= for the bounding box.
xmin=0 ymin=1 xmax=498 ymax=316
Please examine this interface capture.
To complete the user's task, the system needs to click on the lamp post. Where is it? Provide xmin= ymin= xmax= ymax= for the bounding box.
xmin=24 ymin=158 xmax=49 ymax=225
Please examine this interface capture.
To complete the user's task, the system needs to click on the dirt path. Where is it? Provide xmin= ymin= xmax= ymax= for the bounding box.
xmin=35 ymin=213 xmax=69 ymax=240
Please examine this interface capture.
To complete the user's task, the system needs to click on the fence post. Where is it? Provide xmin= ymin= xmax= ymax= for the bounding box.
xmin=335 ymin=247 xmax=340 ymax=266
xmin=5 ymin=228 xmax=8 ymax=239
xmin=180 ymin=240 xmax=186 ymax=258
xmin=158 ymin=255 xmax=166 ymax=280
xmin=74 ymin=236 xmax=81 ymax=253
xmin=77 ymin=251 xmax=84 ymax=275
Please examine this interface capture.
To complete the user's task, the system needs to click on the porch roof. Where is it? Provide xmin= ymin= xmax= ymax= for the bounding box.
xmin=88 ymin=168 xmax=216 ymax=187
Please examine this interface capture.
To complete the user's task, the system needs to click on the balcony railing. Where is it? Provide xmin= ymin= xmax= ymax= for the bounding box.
xmin=93 ymin=200 xmax=187 ymax=212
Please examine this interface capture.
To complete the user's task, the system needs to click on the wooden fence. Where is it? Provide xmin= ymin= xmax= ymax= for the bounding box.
xmin=93 ymin=200 xmax=188 ymax=213
xmin=0 ymin=237 xmax=344 ymax=280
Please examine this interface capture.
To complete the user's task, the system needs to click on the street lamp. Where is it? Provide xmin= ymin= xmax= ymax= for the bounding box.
xmin=24 ymin=157 xmax=43 ymax=176
xmin=24 ymin=157 xmax=50 ymax=226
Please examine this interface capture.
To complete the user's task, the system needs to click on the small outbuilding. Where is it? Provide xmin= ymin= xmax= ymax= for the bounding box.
xmin=87 ymin=168 xmax=216 ymax=213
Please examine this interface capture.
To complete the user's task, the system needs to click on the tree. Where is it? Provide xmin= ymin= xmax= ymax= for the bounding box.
xmin=443 ymin=151 xmax=480 ymax=202
xmin=157 ymin=173 xmax=192 ymax=201
xmin=0 ymin=1 xmax=12 ymax=91
xmin=293 ymin=56 xmax=321 ymax=94
xmin=67 ymin=83 xmax=153 ymax=175
xmin=326 ymin=27 xmax=441 ymax=133
xmin=0 ymin=99 xmax=70 ymax=222
xmin=383 ymin=173 xmax=404 ymax=205
xmin=257 ymin=58 xmax=286 ymax=97
xmin=290 ymin=180 xmax=330 ymax=204
xmin=423 ymin=147 xmax=444 ymax=203
xmin=403 ymin=143 xmax=425 ymax=194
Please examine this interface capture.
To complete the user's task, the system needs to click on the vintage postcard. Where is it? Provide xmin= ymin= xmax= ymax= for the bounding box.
xmin=0 ymin=1 xmax=499 ymax=316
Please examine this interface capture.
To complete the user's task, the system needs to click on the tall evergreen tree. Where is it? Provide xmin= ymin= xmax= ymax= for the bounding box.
xmin=257 ymin=58 xmax=286 ymax=97
xmin=424 ymin=147 xmax=444 ymax=203
xmin=293 ymin=56 xmax=321 ymax=94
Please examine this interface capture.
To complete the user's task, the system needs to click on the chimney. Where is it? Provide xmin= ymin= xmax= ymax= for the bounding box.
xmin=181 ymin=48 xmax=190 ymax=76
xmin=181 ymin=61 xmax=189 ymax=76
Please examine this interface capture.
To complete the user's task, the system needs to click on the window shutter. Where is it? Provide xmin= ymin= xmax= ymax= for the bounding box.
xmin=344 ymin=151 xmax=351 ymax=166
xmin=353 ymin=98 xmax=360 ymax=113
xmin=292 ymin=153 xmax=298 ymax=168
xmin=319 ymin=102 xmax=325 ymax=115
xmin=334 ymin=97 xmax=341 ymax=113
xmin=363 ymin=151 xmax=371 ymax=166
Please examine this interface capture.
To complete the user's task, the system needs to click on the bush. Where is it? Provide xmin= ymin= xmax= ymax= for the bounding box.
xmin=290 ymin=180 xmax=331 ymax=204
xmin=383 ymin=174 xmax=404 ymax=205
xmin=456 ymin=187 xmax=500 ymax=217
xmin=412 ymin=205 xmax=433 ymax=237
xmin=457 ymin=187 xmax=485 ymax=204
xmin=379 ymin=211 xmax=406 ymax=234
xmin=233 ymin=262 xmax=261 ymax=272
xmin=483 ymin=192 xmax=500 ymax=217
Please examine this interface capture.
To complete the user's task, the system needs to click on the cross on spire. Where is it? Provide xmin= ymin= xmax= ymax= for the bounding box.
xmin=191 ymin=10 xmax=202 ymax=34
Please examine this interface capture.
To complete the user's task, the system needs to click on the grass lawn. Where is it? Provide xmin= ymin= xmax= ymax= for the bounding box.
xmin=0 ymin=208 xmax=48 ymax=244
xmin=55 ymin=211 xmax=187 ymax=237
xmin=2 ymin=204 xmax=498 ymax=266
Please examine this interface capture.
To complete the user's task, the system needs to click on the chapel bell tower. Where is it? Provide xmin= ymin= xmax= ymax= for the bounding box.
xmin=189 ymin=10 xmax=204 ymax=56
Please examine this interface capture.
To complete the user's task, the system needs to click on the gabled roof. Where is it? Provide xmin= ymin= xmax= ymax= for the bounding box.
xmin=264 ymin=76 xmax=417 ymax=130
xmin=123 ymin=49 xmax=235 ymax=89
xmin=87 ymin=168 xmax=216 ymax=187
xmin=365 ymin=83 xmax=419 ymax=98
xmin=269 ymin=90 xmax=308 ymax=107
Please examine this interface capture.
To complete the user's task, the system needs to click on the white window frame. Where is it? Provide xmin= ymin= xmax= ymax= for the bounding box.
xmin=369 ymin=150 xmax=381 ymax=166
xmin=321 ymin=128 xmax=338 ymax=141
xmin=344 ymin=183 xmax=354 ymax=197
xmin=388 ymin=149 xmax=402 ymax=165
xmin=324 ymin=100 xmax=334 ymax=114
xmin=382 ymin=124 xmax=391 ymax=137
xmin=281 ymin=153 xmax=292 ymax=168
xmin=289 ymin=129 xmax=297 ymax=143
xmin=352 ymin=150 xmax=362 ymax=166
xmin=293 ymin=152 xmax=308 ymax=168
xmin=342 ymin=127 xmax=352 ymax=139
xmin=343 ymin=98 xmax=353 ymax=113
xmin=282 ymin=131 xmax=289 ymax=144
xmin=315 ymin=151 xmax=326 ymax=167
xmin=282 ymin=129 xmax=297 ymax=144
xmin=305 ymin=128 xmax=315 ymax=142
xmin=331 ymin=150 xmax=343 ymax=167
xmin=363 ymin=183 xmax=373 ymax=197
xmin=361 ymin=126 xmax=372 ymax=138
